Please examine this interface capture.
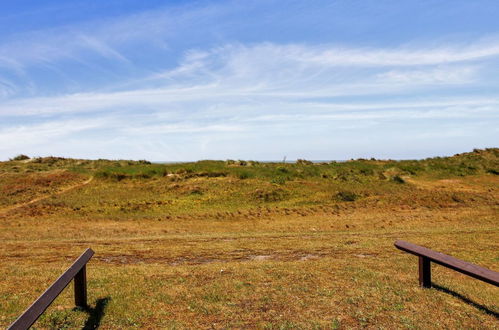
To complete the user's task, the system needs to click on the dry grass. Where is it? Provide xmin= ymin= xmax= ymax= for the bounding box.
xmin=0 ymin=151 xmax=498 ymax=329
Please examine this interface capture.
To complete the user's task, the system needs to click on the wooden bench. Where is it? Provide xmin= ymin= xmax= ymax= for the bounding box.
xmin=8 ymin=248 xmax=94 ymax=330
xmin=394 ymin=240 xmax=499 ymax=288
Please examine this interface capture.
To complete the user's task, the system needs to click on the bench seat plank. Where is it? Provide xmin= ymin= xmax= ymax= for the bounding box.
xmin=8 ymin=248 xmax=95 ymax=330
xmin=395 ymin=240 xmax=499 ymax=286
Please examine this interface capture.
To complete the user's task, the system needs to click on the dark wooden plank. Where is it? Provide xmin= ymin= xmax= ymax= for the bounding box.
xmin=8 ymin=248 xmax=94 ymax=330
xmin=74 ymin=265 xmax=87 ymax=307
xmin=395 ymin=240 xmax=499 ymax=286
xmin=418 ymin=256 xmax=431 ymax=288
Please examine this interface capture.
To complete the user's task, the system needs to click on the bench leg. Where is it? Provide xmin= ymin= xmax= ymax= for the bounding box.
xmin=74 ymin=265 xmax=88 ymax=308
xmin=419 ymin=256 xmax=431 ymax=288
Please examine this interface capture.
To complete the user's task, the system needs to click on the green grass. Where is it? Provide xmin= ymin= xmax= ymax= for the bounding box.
xmin=2 ymin=148 xmax=497 ymax=182
xmin=0 ymin=148 xmax=497 ymax=328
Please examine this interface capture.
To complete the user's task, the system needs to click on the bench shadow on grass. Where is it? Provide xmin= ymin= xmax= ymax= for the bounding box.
xmin=74 ymin=297 xmax=111 ymax=330
xmin=432 ymin=284 xmax=498 ymax=319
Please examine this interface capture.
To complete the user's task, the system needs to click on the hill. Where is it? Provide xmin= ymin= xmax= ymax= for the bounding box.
xmin=0 ymin=149 xmax=497 ymax=328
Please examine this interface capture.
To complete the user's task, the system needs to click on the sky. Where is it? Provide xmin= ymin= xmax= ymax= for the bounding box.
xmin=1 ymin=0 xmax=498 ymax=161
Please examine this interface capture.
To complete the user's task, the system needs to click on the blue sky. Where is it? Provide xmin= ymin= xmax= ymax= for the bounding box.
xmin=1 ymin=0 xmax=498 ymax=161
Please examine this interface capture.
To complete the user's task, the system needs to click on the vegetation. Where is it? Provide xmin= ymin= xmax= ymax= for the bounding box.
xmin=335 ymin=190 xmax=358 ymax=202
xmin=0 ymin=149 xmax=497 ymax=328
xmin=9 ymin=154 xmax=30 ymax=161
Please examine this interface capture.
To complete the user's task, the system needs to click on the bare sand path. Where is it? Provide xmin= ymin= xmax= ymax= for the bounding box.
xmin=0 ymin=176 xmax=93 ymax=216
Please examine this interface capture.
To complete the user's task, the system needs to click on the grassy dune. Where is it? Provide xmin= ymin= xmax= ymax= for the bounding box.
xmin=0 ymin=149 xmax=498 ymax=328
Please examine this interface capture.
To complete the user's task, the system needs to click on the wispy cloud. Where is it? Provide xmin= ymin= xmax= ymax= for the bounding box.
xmin=376 ymin=66 xmax=478 ymax=84
xmin=0 ymin=117 xmax=107 ymax=150
xmin=0 ymin=0 xmax=498 ymax=160
xmin=1 ymin=0 xmax=499 ymax=75
xmin=1 ymin=42 xmax=498 ymax=109
xmin=0 ymin=32 xmax=130 ymax=71
xmin=0 ymin=77 xmax=18 ymax=98
xmin=0 ymin=2 xmax=225 ymax=73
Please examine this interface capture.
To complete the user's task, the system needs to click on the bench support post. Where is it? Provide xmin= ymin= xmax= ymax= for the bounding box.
xmin=395 ymin=240 xmax=499 ymax=287
xmin=419 ymin=256 xmax=431 ymax=288
xmin=74 ymin=265 xmax=87 ymax=308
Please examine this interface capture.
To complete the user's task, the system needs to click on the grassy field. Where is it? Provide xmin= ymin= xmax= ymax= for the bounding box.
xmin=0 ymin=149 xmax=498 ymax=329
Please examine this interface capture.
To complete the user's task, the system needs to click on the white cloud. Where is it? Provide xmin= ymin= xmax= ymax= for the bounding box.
xmin=377 ymin=66 xmax=478 ymax=84
xmin=0 ymin=117 xmax=107 ymax=153
xmin=295 ymin=43 xmax=499 ymax=67
xmin=0 ymin=2 xmax=224 ymax=72
xmin=0 ymin=78 xmax=18 ymax=98
xmin=214 ymin=42 xmax=499 ymax=69
xmin=1 ymin=0 xmax=499 ymax=75
xmin=1 ymin=39 xmax=498 ymax=159
xmin=1 ymin=40 xmax=497 ymax=117
xmin=124 ymin=123 xmax=244 ymax=135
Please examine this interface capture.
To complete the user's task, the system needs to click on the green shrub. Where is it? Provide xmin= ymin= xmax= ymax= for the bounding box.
xmin=237 ymin=171 xmax=251 ymax=179
xmin=204 ymin=171 xmax=227 ymax=177
xmin=253 ymin=188 xmax=287 ymax=202
xmin=336 ymin=190 xmax=358 ymax=202
xmin=277 ymin=166 xmax=289 ymax=173
xmin=176 ymin=168 xmax=192 ymax=175
xmin=271 ymin=176 xmax=286 ymax=185
xmin=95 ymin=171 xmax=128 ymax=181
xmin=392 ymin=175 xmax=405 ymax=184
xmin=359 ymin=168 xmax=374 ymax=175
xmin=296 ymin=159 xmax=313 ymax=165
xmin=10 ymin=154 xmax=30 ymax=161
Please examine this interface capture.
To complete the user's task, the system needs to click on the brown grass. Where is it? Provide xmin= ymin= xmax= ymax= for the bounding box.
xmin=0 ymin=153 xmax=498 ymax=329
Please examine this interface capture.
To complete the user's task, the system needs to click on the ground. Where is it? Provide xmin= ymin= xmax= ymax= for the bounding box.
xmin=0 ymin=150 xmax=498 ymax=329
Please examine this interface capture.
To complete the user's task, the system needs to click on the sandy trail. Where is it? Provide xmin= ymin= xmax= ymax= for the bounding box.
xmin=0 ymin=176 xmax=94 ymax=216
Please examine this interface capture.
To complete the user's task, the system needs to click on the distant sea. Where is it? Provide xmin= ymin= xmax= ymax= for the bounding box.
xmin=152 ymin=160 xmax=347 ymax=164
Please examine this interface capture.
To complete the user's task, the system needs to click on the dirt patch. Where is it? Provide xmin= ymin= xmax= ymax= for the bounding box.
xmin=251 ymin=255 xmax=272 ymax=261
xmin=93 ymin=248 xmax=373 ymax=266
xmin=354 ymin=254 xmax=377 ymax=258
xmin=299 ymin=254 xmax=320 ymax=261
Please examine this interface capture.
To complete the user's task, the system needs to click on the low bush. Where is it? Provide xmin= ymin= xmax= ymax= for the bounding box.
xmin=253 ymin=188 xmax=287 ymax=202
xmin=296 ymin=159 xmax=313 ymax=165
xmin=277 ymin=166 xmax=289 ymax=173
xmin=95 ymin=171 xmax=128 ymax=181
xmin=336 ymin=190 xmax=358 ymax=202
xmin=392 ymin=175 xmax=406 ymax=184
xmin=237 ymin=171 xmax=252 ymax=179
xmin=270 ymin=176 xmax=287 ymax=185
xmin=10 ymin=154 xmax=30 ymax=161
